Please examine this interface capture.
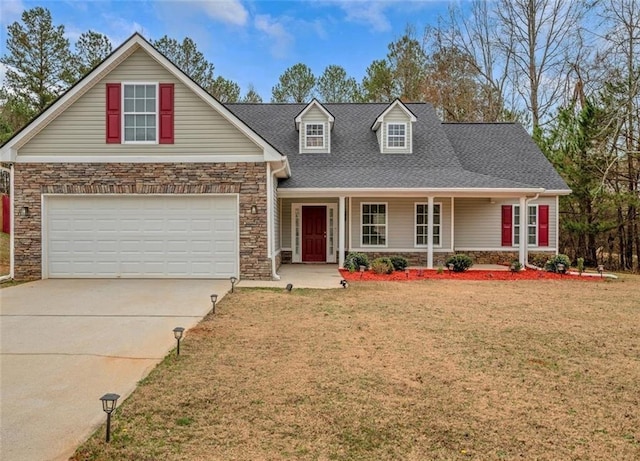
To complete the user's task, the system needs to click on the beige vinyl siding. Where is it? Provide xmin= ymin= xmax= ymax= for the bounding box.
xmin=280 ymin=198 xmax=339 ymax=248
xmin=19 ymin=49 xmax=262 ymax=158
xmin=350 ymin=197 xmax=451 ymax=251
xmin=381 ymin=106 xmax=412 ymax=154
xmin=454 ymin=197 xmax=557 ymax=249
xmin=299 ymin=106 xmax=330 ymax=153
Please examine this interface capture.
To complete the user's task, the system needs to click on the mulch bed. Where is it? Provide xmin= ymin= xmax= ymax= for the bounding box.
xmin=339 ymin=268 xmax=602 ymax=281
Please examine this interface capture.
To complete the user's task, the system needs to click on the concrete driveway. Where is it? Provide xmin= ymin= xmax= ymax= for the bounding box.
xmin=0 ymin=279 xmax=228 ymax=461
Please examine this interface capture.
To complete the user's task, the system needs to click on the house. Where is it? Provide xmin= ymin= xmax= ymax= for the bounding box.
xmin=0 ymin=33 xmax=570 ymax=281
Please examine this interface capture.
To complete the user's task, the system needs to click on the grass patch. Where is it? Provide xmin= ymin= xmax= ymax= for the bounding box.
xmin=71 ymin=277 xmax=640 ymax=460
xmin=0 ymin=231 xmax=9 ymax=276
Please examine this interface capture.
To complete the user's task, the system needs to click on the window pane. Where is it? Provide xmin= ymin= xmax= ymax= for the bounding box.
xmin=136 ymin=128 xmax=145 ymax=139
xmin=124 ymin=85 xmax=134 ymax=97
xmin=146 ymin=99 xmax=155 ymax=112
xmin=146 ymin=115 xmax=155 ymax=127
xmin=124 ymin=99 xmax=134 ymax=112
xmin=124 ymin=128 xmax=134 ymax=141
xmin=147 ymin=128 xmax=156 ymax=141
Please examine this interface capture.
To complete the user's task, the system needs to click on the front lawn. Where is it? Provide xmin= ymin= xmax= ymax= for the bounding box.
xmin=0 ymin=232 xmax=9 ymax=276
xmin=72 ymin=277 xmax=640 ymax=460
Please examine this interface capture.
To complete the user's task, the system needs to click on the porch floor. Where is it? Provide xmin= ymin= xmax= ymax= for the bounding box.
xmin=238 ymin=263 xmax=509 ymax=290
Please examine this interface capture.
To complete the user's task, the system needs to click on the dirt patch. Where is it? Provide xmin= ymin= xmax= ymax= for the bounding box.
xmin=72 ymin=277 xmax=640 ymax=460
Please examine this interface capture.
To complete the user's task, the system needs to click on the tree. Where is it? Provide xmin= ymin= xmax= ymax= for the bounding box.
xmin=153 ymin=35 xmax=215 ymax=89
xmin=387 ymin=27 xmax=428 ymax=101
xmin=434 ymin=0 xmax=511 ymax=121
xmin=72 ymin=31 xmax=112 ymax=78
xmin=241 ymin=84 xmax=263 ymax=103
xmin=422 ymin=44 xmax=500 ymax=122
xmin=0 ymin=7 xmax=72 ymax=112
xmin=271 ymin=63 xmax=316 ymax=103
xmin=495 ymin=0 xmax=589 ymax=135
xmin=208 ymin=76 xmax=241 ymax=103
xmin=361 ymin=59 xmax=397 ymax=102
xmin=316 ymin=65 xmax=360 ymax=102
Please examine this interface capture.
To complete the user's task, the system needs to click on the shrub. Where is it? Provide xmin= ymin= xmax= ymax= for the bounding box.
xmin=389 ymin=255 xmax=409 ymax=271
xmin=371 ymin=257 xmax=394 ymax=274
xmin=344 ymin=252 xmax=369 ymax=272
xmin=510 ymin=260 xmax=523 ymax=272
xmin=577 ymin=257 xmax=584 ymax=274
xmin=445 ymin=254 xmax=474 ymax=272
xmin=544 ymin=254 xmax=571 ymax=273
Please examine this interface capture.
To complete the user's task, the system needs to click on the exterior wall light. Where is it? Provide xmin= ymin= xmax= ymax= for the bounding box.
xmin=19 ymin=206 xmax=29 ymax=217
xmin=99 ymin=393 xmax=120 ymax=443
xmin=173 ymin=327 xmax=185 ymax=356
xmin=250 ymin=204 xmax=258 ymax=214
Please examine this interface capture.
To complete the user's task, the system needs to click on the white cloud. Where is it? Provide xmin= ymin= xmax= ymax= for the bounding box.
xmin=254 ymin=14 xmax=293 ymax=59
xmin=325 ymin=0 xmax=394 ymax=32
xmin=200 ymin=0 xmax=248 ymax=26
xmin=0 ymin=63 xmax=7 ymax=88
xmin=0 ymin=0 xmax=25 ymax=26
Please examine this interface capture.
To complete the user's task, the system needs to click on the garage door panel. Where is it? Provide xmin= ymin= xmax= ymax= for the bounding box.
xmin=46 ymin=196 xmax=238 ymax=278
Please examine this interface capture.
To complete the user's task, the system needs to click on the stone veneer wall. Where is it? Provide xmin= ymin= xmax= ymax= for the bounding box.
xmin=13 ymin=162 xmax=271 ymax=280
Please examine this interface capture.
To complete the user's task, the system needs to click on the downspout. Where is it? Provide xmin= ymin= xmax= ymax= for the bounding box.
xmin=2 ymin=164 xmax=15 ymax=281
xmin=270 ymin=158 xmax=289 ymax=280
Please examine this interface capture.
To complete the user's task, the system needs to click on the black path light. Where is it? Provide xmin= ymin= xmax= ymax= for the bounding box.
xmin=99 ymin=393 xmax=120 ymax=443
xmin=285 ymin=283 xmax=293 ymax=292
xmin=557 ymin=263 xmax=566 ymax=276
xmin=340 ymin=279 xmax=348 ymax=288
xmin=230 ymin=276 xmax=238 ymax=293
xmin=173 ymin=327 xmax=185 ymax=356
xmin=210 ymin=294 xmax=218 ymax=314
xmin=597 ymin=264 xmax=604 ymax=278
xmin=447 ymin=263 xmax=454 ymax=273
xmin=359 ymin=265 xmax=366 ymax=279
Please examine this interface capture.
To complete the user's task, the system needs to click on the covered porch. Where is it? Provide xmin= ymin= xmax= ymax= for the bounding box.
xmin=276 ymin=191 xmax=558 ymax=270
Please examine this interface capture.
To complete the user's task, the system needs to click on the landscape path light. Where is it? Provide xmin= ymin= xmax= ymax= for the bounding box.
xmin=597 ymin=265 xmax=604 ymax=278
xmin=230 ymin=276 xmax=238 ymax=293
xmin=173 ymin=327 xmax=185 ymax=356
xmin=99 ymin=393 xmax=120 ymax=443
xmin=210 ymin=294 xmax=218 ymax=314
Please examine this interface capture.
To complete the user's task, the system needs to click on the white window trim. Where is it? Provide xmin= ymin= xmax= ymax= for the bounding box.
xmin=414 ymin=202 xmax=442 ymax=248
xmin=361 ymin=202 xmax=388 ymax=247
xmin=304 ymin=122 xmax=325 ymax=149
xmin=514 ymin=204 xmax=538 ymax=247
xmin=386 ymin=122 xmax=407 ymax=149
xmin=122 ymin=81 xmax=159 ymax=145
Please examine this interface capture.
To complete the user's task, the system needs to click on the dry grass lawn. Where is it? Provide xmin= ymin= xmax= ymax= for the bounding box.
xmin=72 ymin=277 xmax=640 ymax=460
xmin=0 ymin=232 xmax=9 ymax=276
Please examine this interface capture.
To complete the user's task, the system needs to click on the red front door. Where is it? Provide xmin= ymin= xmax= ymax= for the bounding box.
xmin=302 ymin=206 xmax=326 ymax=262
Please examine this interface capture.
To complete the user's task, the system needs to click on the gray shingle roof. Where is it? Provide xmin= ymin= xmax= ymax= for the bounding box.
xmin=225 ymin=102 xmax=569 ymax=191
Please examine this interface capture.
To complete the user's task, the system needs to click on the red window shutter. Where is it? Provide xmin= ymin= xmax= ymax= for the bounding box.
xmin=105 ymin=83 xmax=121 ymax=143
xmin=159 ymin=83 xmax=174 ymax=144
xmin=538 ymin=205 xmax=549 ymax=247
xmin=502 ymin=205 xmax=513 ymax=246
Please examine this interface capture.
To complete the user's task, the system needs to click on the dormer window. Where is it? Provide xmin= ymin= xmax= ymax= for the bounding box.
xmin=305 ymin=123 xmax=325 ymax=148
xmin=371 ymin=99 xmax=417 ymax=154
xmin=387 ymin=123 xmax=406 ymax=148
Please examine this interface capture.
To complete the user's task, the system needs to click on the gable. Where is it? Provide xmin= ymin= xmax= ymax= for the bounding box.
xmin=298 ymin=105 xmax=331 ymax=153
xmin=17 ymin=49 xmax=262 ymax=160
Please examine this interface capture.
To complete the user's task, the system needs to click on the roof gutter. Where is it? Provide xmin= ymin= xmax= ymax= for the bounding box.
xmin=278 ymin=187 xmax=547 ymax=198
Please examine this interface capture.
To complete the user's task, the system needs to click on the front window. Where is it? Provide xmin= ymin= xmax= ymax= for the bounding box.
xmin=387 ymin=123 xmax=406 ymax=148
xmin=514 ymin=205 xmax=537 ymax=246
xmin=361 ymin=203 xmax=387 ymax=246
xmin=416 ymin=203 xmax=441 ymax=246
xmin=123 ymin=83 xmax=157 ymax=142
xmin=305 ymin=123 xmax=324 ymax=148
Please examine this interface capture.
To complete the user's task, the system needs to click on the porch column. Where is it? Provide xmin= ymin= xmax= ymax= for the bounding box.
xmin=427 ymin=196 xmax=434 ymax=269
xmin=519 ymin=196 xmax=527 ymax=266
xmin=338 ymin=196 xmax=346 ymax=267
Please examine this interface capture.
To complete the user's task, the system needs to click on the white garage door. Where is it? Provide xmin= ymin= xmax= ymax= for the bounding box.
xmin=45 ymin=195 xmax=238 ymax=278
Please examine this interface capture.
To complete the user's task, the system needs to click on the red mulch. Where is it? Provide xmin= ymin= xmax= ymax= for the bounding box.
xmin=339 ymin=268 xmax=602 ymax=282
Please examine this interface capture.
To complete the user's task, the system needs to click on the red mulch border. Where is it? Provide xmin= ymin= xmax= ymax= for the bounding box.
xmin=339 ymin=268 xmax=603 ymax=282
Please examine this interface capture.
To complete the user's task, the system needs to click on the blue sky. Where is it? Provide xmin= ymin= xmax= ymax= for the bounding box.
xmin=0 ymin=0 xmax=454 ymax=100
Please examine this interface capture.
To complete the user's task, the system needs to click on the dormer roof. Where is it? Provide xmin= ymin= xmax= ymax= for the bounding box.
xmin=295 ymin=99 xmax=335 ymax=130
xmin=371 ymin=99 xmax=417 ymax=131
